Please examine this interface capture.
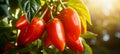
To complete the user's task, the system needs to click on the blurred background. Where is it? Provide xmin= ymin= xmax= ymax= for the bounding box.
xmin=83 ymin=0 xmax=120 ymax=54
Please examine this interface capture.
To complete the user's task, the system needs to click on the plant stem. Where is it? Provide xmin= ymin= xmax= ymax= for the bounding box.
xmin=50 ymin=9 xmax=54 ymax=19
xmin=46 ymin=2 xmax=54 ymax=19
xmin=55 ymin=1 xmax=60 ymax=15
xmin=59 ymin=0 xmax=65 ymax=9
xmin=33 ymin=7 xmax=41 ymax=18
xmin=40 ymin=4 xmax=48 ymax=19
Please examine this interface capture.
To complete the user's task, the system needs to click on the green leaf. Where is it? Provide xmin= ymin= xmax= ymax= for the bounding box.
xmin=18 ymin=0 xmax=41 ymax=22
xmin=0 ymin=19 xmax=8 ymax=27
xmin=82 ymin=41 xmax=93 ymax=54
xmin=68 ymin=0 xmax=92 ymax=25
xmin=81 ymin=31 xmax=97 ymax=39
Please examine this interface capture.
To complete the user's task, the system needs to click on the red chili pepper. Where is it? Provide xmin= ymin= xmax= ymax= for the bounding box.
xmin=17 ymin=18 xmax=46 ymax=46
xmin=43 ymin=15 xmax=60 ymax=48
xmin=17 ymin=27 xmax=26 ymax=45
xmin=58 ymin=7 xmax=84 ymax=52
xmin=46 ymin=18 xmax=65 ymax=51
xmin=66 ymin=35 xmax=84 ymax=52
xmin=59 ymin=7 xmax=81 ymax=41
xmin=43 ymin=34 xmax=52 ymax=48
xmin=15 ymin=15 xmax=28 ymax=29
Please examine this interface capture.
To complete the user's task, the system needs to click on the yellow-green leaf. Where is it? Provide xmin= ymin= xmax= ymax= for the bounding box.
xmin=81 ymin=31 xmax=97 ymax=39
xmin=80 ymin=16 xmax=87 ymax=34
xmin=68 ymin=0 xmax=92 ymax=25
xmin=82 ymin=41 xmax=93 ymax=54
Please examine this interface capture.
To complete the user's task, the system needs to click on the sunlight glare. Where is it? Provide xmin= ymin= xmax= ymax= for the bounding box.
xmin=101 ymin=0 xmax=113 ymax=16
xmin=88 ymin=0 xmax=115 ymax=16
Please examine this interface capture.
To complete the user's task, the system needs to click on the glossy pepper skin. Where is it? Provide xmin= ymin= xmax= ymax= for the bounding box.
xmin=43 ymin=16 xmax=60 ymax=48
xmin=66 ymin=35 xmax=84 ymax=52
xmin=15 ymin=15 xmax=28 ymax=29
xmin=59 ymin=7 xmax=81 ymax=41
xmin=58 ymin=7 xmax=83 ymax=52
xmin=46 ymin=18 xmax=65 ymax=51
xmin=17 ymin=18 xmax=46 ymax=46
xmin=17 ymin=27 xmax=26 ymax=45
xmin=16 ymin=15 xmax=28 ymax=45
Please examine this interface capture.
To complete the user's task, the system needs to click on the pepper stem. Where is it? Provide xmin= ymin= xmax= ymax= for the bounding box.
xmin=59 ymin=0 xmax=65 ymax=9
xmin=40 ymin=4 xmax=48 ymax=19
xmin=46 ymin=2 xmax=54 ymax=19
xmin=50 ymin=8 xmax=54 ymax=19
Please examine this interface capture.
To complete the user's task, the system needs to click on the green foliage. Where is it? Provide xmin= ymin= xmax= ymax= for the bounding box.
xmin=18 ymin=0 xmax=41 ymax=22
xmin=82 ymin=41 xmax=93 ymax=54
xmin=81 ymin=31 xmax=97 ymax=39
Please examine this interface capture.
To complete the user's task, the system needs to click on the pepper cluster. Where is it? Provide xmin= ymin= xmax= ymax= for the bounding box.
xmin=15 ymin=3 xmax=85 ymax=53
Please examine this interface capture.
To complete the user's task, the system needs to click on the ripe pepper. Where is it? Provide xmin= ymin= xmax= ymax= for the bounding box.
xmin=15 ymin=15 xmax=28 ymax=29
xmin=17 ymin=18 xmax=46 ymax=46
xmin=15 ymin=14 xmax=28 ymax=46
xmin=17 ymin=27 xmax=26 ymax=45
xmin=43 ymin=15 xmax=60 ymax=48
xmin=59 ymin=7 xmax=81 ymax=41
xmin=66 ymin=35 xmax=84 ymax=52
xmin=46 ymin=18 xmax=65 ymax=51
xmin=58 ymin=7 xmax=84 ymax=52
xmin=43 ymin=34 xmax=52 ymax=48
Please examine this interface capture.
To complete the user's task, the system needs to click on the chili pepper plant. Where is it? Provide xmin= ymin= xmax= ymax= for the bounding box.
xmin=0 ymin=0 xmax=97 ymax=54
